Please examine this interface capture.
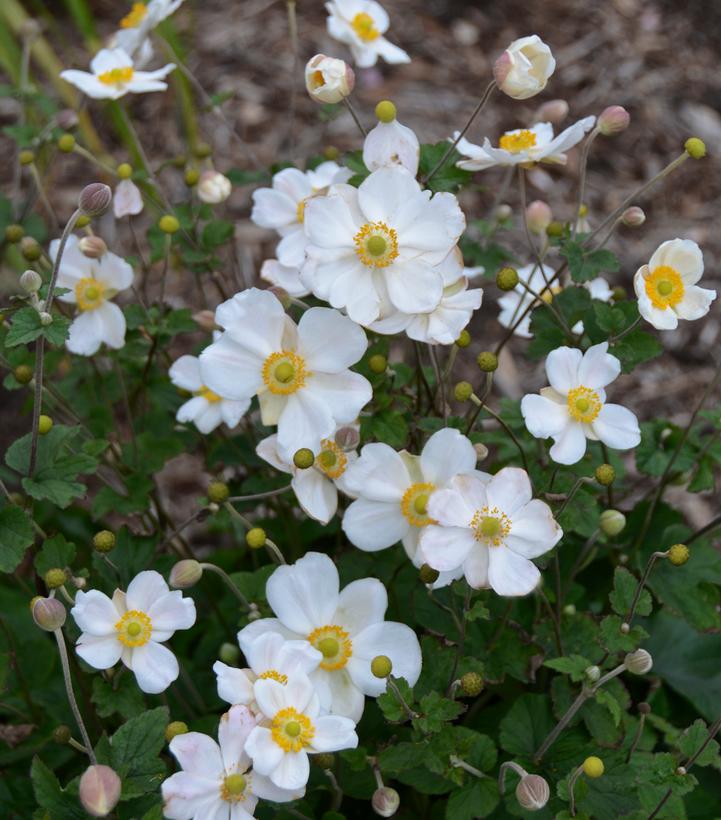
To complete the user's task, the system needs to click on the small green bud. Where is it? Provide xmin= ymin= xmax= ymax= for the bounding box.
xmin=369 ymin=354 xmax=387 ymax=374
xmin=5 ymin=224 xmax=24 ymax=243
xmin=546 ymin=220 xmax=564 ymax=237
xmin=20 ymin=237 xmax=42 ymax=261
xmin=165 ymin=721 xmax=189 ymax=742
xmin=159 ymin=214 xmax=180 ymax=234
xmin=600 ymin=509 xmax=625 ymax=536
xmin=371 ymin=654 xmax=393 ymax=678
xmin=293 ymin=448 xmax=315 ymax=469
xmin=246 ymin=527 xmax=266 ymax=549
xmin=455 ymin=329 xmax=471 ymax=348
xmin=496 ymin=266 xmax=519 ymax=291
xmin=595 ymin=463 xmax=615 ymax=486
xmin=668 ymin=543 xmax=689 ymax=566
xmin=459 ymin=671 xmax=483 ymax=697
xmin=75 ymin=214 xmax=91 ymax=228
xmin=38 ymin=415 xmax=53 ymax=435
xmin=44 ymin=568 xmax=67 ymax=590
xmin=207 ymin=480 xmax=230 ymax=504
xmin=583 ymin=756 xmax=604 ymax=778
xmin=53 ymin=724 xmax=72 ymax=744
xmin=20 ymin=269 xmax=42 ymax=293
xmin=184 ymin=168 xmax=200 ymax=186
xmin=477 ymin=351 xmax=498 ymax=372
xmin=375 ymin=100 xmax=396 ymax=123
xmin=57 ymin=133 xmax=75 ymax=152
xmin=563 ymin=603 xmax=576 ymax=616
xmin=219 ymin=642 xmax=241 ymax=665
xmin=611 ymin=285 xmax=627 ymax=302
xmin=19 ymin=149 xmax=35 ymax=166
xmin=117 ymin=162 xmax=133 ymax=180
xmin=454 ymin=381 xmax=473 ymax=402
xmin=684 ymin=137 xmax=706 ymax=160
xmin=314 ymin=752 xmax=335 ymax=769
xmin=193 ymin=142 xmax=213 ymax=159
xmin=418 ymin=563 xmax=440 ymax=584
xmin=585 ymin=665 xmax=600 ymax=682
xmin=92 ymin=530 xmax=116 ymax=553
xmin=323 ymin=145 xmax=339 ymax=161
xmin=14 ymin=364 xmax=34 ymax=384
xmin=169 ymin=559 xmax=202 ymax=589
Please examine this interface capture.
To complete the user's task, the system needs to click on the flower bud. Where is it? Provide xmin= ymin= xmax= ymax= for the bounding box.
xmin=78 ymin=236 xmax=107 ymax=259
xmin=534 ymin=99 xmax=569 ymax=124
xmin=494 ymin=35 xmax=555 ymax=100
xmin=371 ymin=655 xmax=393 ymax=678
xmin=668 ymin=543 xmax=689 ymax=566
xmin=546 ymin=220 xmax=564 ymax=238
xmin=169 ymin=559 xmax=203 ymax=589
xmin=294 ymin=448 xmax=315 ymax=469
xmin=496 ymin=266 xmax=519 ymax=291
xmin=375 ymin=100 xmax=396 ymax=123
xmin=219 ymin=642 xmax=241 ymax=665
xmin=76 ymin=215 xmax=91 ymax=228
xmin=621 ymin=206 xmax=645 ymax=227
xmin=57 ymin=109 xmax=79 ymax=130
xmin=79 ymin=765 xmax=121 ymax=817
xmin=14 ymin=364 xmax=34 ymax=385
xmin=620 ymin=621 xmax=630 ymax=634
xmin=419 ymin=563 xmax=440 ymax=584
xmin=456 ymin=329 xmax=471 ymax=348
xmin=305 ymin=54 xmax=355 ymax=104
xmin=58 ymin=133 xmax=75 ymax=152
xmin=117 ymin=162 xmax=133 ymax=180
xmin=207 ymin=480 xmax=230 ymax=504
xmin=193 ymin=143 xmax=212 ymax=160
xmin=684 ymin=137 xmax=706 ymax=160
xmin=5 ymin=224 xmax=24 ymax=243
xmin=19 ymin=150 xmax=35 ymax=166
xmin=165 ymin=721 xmax=188 ymax=742
xmin=184 ymin=167 xmax=200 ymax=186
xmin=192 ymin=309 xmax=217 ymax=332
xmin=246 ymin=528 xmax=266 ymax=549
xmin=595 ymin=463 xmax=615 ymax=486
xmin=600 ymin=509 xmax=625 ymax=536
xmin=39 ymin=311 xmax=53 ymax=326
xmin=612 ymin=285 xmax=627 ymax=302
xmin=563 ymin=603 xmax=576 ymax=616
xmin=372 ymin=786 xmax=400 ymax=817
xmin=44 ymin=568 xmax=67 ymax=590
xmin=585 ymin=665 xmax=601 ymax=683
xmin=598 ymin=106 xmax=630 ymax=136
xmin=32 ymin=596 xmax=66 ymax=631
xmin=369 ymin=354 xmax=388 ymax=374
xmin=53 ymin=724 xmax=72 ymax=744
xmin=526 ymin=200 xmax=552 ymax=234
xmin=335 ymin=426 xmax=360 ymax=451
xmin=79 ymin=183 xmax=112 ymax=217
xmin=496 ymin=203 xmax=513 ymax=220
xmin=676 ymin=765 xmax=687 ymax=776
xmin=20 ymin=237 xmax=42 ymax=261
xmin=516 ymin=774 xmax=550 ymax=811
xmin=197 ymin=170 xmax=232 ymax=204
xmin=460 ymin=671 xmax=483 ymax=697
xmin=323 ymin=145 xmax=339 ymax=161
xmin=93 ymin=530 xmax=116 ymax=553
xmin=159 ymin=214 xmax=180 ymax=234
xmin=638 ymin=701 xmax=651 ymax=715
xmin=314 ymin=752 xmax=335 ymax=769
xmin=477 ymin=351 xmax=498 ymax=372
xmin=454 ymin=381 xmax=473 ymax=402
xmin=474 ymin=442 xmax=489 ymax=461
xmin=582 ymin=756 xmax=604 ymax=778
xmin=20 ymin=269 xmax=43 ymax=294
xmin=624 ymin=649 xmax=653 ymax=675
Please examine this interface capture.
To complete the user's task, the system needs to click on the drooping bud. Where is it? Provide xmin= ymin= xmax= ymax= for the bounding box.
xmin=369 ymin=354 xmax=388 ymax=374
xmin=39 ymin=312 xmax=53 ymax=326
xmin=496 ymin=266 xmax=519 ymax=291
xmin=668 ymin=543 xmax=689 ymax=566
xmin=197 ymin=170 xmax=232 ymax=204
xmin=165 ymin=721 xmax=189 ymax=742
xmin=58 ymin=133 xmax=76 ymax=153
xmin=460 ymin=671 xmax=484 ymax=697
xmin=419 ymin=564 xmax=440 ymax=584
xmin=92 ymin=530 xmax=116 ymax=553
xmin=219 ymin=642 xmax=241 ymax=665
xmin=305 ymin=54 xmax=355 ymax=104
xmin=5 ymin=224 xmax=24 ymax=243
xmin=78 ymin=236 xmax=107 ymax=259
xmin=598 ymin=106 xmax=630 ymax=136
xmin=335 ymin=426 xmax=360 ymax=451
xmin=169 ymin=559 xmax=203 ymax=589
xmin=207 ymin=480 xmax=230 ymax=504
xmin=624 ymin=649 xmax=653 ymax=675
xmin=57 ymin=109 xmax=79 ymax=130
xmin=454 ymin=381 xmax=473 ymax=402
xmin=638 ymin=702 xmax=651 ymax=715
xmin=184 ymin=167 xmax=200 ymax=186
xmin=516 ymin=774 xmax=550 ymax=811
xmin=585 ymin=665 xmax=601 ymax=683
xmin=79 ymin=765 xmax=122 ymax=817
xmin=477 ymin=351 xmax=498 ymax=372
xmin=621 ymin=206 xmax=645 ymax=227
xmin=192 ymin=309 xmax=217 ymax=332
xmin=599 ymin=509 xmax=626 ymax=536
xmin=496 ymin=203 xmax=513 ymax=221
xmin=20 ymin=269 xmax=43 ymax=294
xmin=53 ymin=724 xmax=72 ymax=744
xmin=32 ymin=596 xmax=66 ymax=631
xmin=582 ymin=756 xmax=604 ymax=778
xmin=525 ymin=200 xmax=552 ymax=235
xmin=371 ymin=655 xmax=393 ymax=679
xmin=78 ymin=183 xmax=112 ymax=217
xmin=314 ymin=752 xmax=335 ymax=769
xmin=474 ymin=442 xmax=489 ymax=461
xmin=246 ymin=528 xmax=266 ymax=549
xmin=159 ymin=214 xmax=180 ymax=234
xmin=546 ymin=220 xmax=564 ymax=238
xmin=534 ymin=99 xmax=569 ymax=124
xmin=612 ymin=285 xmax=627 ymax=302
xmin=372 ymin=786 xmax=400 ymax=817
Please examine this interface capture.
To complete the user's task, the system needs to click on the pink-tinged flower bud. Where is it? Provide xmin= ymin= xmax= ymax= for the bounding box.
xmin=372 ymin=786 xmax=400 ymax=817
xmin=78 ymin=236 xmax=107 ymax=259
xmin=624 ymin=648 xmax=653 ymax=675
xmin=335 ymin=425 xmax=360 ymax=451
xmin=598 ymin=106 xmax=630 ymax=136
xmin=516 ymin=774 xmax=550 ymax=811
xmin=621 ymin=206 xmax=645 ymax=227
xmin=79 ymin=183 xmax=112 ymax=217
xmin=32 ymin=596 xmax=66 ymax=631
xmin=192 ymin=309 xmax=218 ymax=332
xmin=305 ymin=54 xmax=355 ymax=104
xmin=525 ymin=200 xmax=552 ymax=234
xmin=495 ymin=36 xmax=556 ymax=100
xmin=534 ymin=99 xmax=569 ymax=124
xmin=57 ymin=109 xmax=79 ymax=130
xmin=79 ymin=765 xmax=121 ymax=817
xmin=169 ymin=559 xmax=203 ymax=589
xmin=197 ymin=171 xmax=232 ymax=204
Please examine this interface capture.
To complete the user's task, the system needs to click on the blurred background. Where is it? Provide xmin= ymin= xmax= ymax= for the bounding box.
xmin=1 ymin=0 xmax=720 ymax=525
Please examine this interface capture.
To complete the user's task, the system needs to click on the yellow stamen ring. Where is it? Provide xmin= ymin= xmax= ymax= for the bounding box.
xmin=315 ymin=439 xmax=348 ymax=480
xmin=400 ymin=482 xmax=437 ymax=527
xmin=645 ymin=265 xmax=685 ymax=310
xmin=98 ymin=66 xmax=134 ymax=86
xmin=262 ymin=351 xmax=308 ymax=395
xmin=499 ymin=129 xmax=537 ymax=153
xmin=566 ymin=385 xmax=602 ymax=423
xmin=220 ymin=772 xmax=249 ymax=803
xmin=470 ymin=506 xmax=512 ymax=546
xmin=270 ymin=707 xmax=315 ymax=752
xmin=351 ymin=11 xmax=380 ymax=42
xmin=307 ymin=625 xmax=352 ymax=670
xmin=258 ymin=669 xmax=288 ymax=685
xmin=115 ymin=610 xmax=152 ymax=648
xmin=353 ymin=221 xmax=399 ymax=268
xmin=75 ymin=277 xmax=107 ymax=312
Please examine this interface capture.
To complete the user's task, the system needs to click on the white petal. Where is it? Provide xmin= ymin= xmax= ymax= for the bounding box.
xmin=168 ymin=731 xmax=224 ymax=778
xmin=71 ymin=589 xmax=119 ymax=635
xmin=420 ymin=428 xmax=477 ymax=486
xmin=161 ymin=771 xmax=223 ymax=820
xmin=126 ymin=570 xmax=169 ymax=612
xmin=76 ymin=634 xmax=123 ymax=669
xmin=130 ymin=641 xmax=179 ymax=693
xmin=215 ymin=288 xmax=287 ymax=353
xmin=384 ymin=259 xmax=444 ymax=315
xmin=591 ymin=403 xmax=641 ymax=451
xmin=521 ymin=393 xmax=569 ymax=439
xmin=250 ymin=770 xmax=305 ymax=803
xmin=649 ymin=238 xmax=703 ymax=285
xmin=297 ymin=308 xmax=367 ymax=372
xmin=213 ymin=661 xmax=255 ymax=706
xmin=487 ymin=548 xmax=541 ymax=596
xmin=549 ymin=420 xmax=588 ymax=465
xmin=342 ymin=442 xmax=410 ymax=501
xmin=292 ymin=469 xmax=337 ymax=524
xmin=169 ymin=355 xmax=203 ymax=392
xmin=578 ymin=342 xmax=620 ymax=389
xmin=305 ymin=371 xmax=372 ymax=426
xmin=675 ymin=285 xmax=716 ymax=320
xmin=418 ymin=525 xmax=476 ymax=571
xmin=66 ymin=311 xmax=105 ymax=356
xmin=113 ymin=179 xmax=143 ymax=218
xmin=545 ymin=346 xmax=582 ymax=394
xmin=334 ymin=578 xmax=387 ymax=634
xmin=200 ymin=334 xmax=263 ymax=401
xmin=347 ymin=621 xmax=421 ymax=695
xmin=266 ymin=552 xmax=339 ymax=634
xmin=147 ymin=590 xmax=196 ymax=635
xmin=245 ymin=726 xmax=285 ymax=776
xmin=426 ymin=487 xmax=475 ymax=528
xmin=505 ymin=499 xmax=562 ymax=558
xmin=218 ymin=705 xmax=256 ymax=772
xmin=485 ymin=467 xmax=532 ymax=516
xmin=276 ymin=390 xmax=334 ymax=461
xmin=463 ymin=546 xmax=490 ymax=589
xmin=276 ymin=227 xmax=308 ymax=268
xmin=314 ymin=668 xmax=365 ymax=721
xmin=270 ymin=750 xmax=310 ymax=791
xmin=311 ymin=715 xmax=358 ymax=753
xmin=341 ymin=497 xmax=408 ymax=551
xmin=97 ymin=251 xmax=134 ymax=292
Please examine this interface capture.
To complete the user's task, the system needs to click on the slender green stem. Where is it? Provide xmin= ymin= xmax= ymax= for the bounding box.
xmin=227 ymin=485 xmax=292 ymax=502
xmin=54 ymin=628 xmax=96 ymax=765
xmin=386 ymin=678 xmax=418 ymax=721
xmin=342 ymin=97 xmax=367 ymax=137
xmin=687 ymin=512 xmax=721 ymax=546
xmin=450 ymin=755 xmax=489 ymax=779
xmin=469 ymin=393 xmax=531 ymax=479
xmin=200 ymin=563 xmax=253 ymax=610
xmin=626 ymin=551 xmax=668 ymax=624
xmin=627 ymin=711 xmax=646 ymax=762
xmin=555 ymin=477 xmax=593 ymax=518
xmin=498 ymin=761 xmax=528 ymax=794
xmin=571 ymin=127 xmax=600 ymax=241
xmin=568 ymin=764 xmax=584 ymax=816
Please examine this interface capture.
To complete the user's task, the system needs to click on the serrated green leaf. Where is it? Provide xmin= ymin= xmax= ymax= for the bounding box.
xmin=109 ymin=706 xmax=168 ymax=798
xmin=0 ymin=505 xmax=34 ymax=573
xmin=34 ymin=533 xmax=75 ymax=576
xmin=544 ymin=654 xmax=591 ymax=682
xmin=609 ymin=566 xmax=652 ymax=618
xmin=4 ymin=306 xmax=70 ymax=347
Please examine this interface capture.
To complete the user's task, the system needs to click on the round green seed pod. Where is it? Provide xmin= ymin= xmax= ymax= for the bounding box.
xmin=477 ymin=351 xmax=498 ymax=372
xmin=246 ymin=528 xmax=266 ymax=549
xmin=460 ymin=671 xmax=483 ymax=697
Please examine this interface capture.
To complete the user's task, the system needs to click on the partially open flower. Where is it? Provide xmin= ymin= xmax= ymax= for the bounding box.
xmin=534 ymin=99 xmax=569 ymax=124
xmin=305 ymin=54 xmax=355 ymax=104
xmin=494 ymin=35 xmax=556 ymax=100
xmin=197 ymin=170 xmax=232 ymax=204
xmin=79 ymin=765 xmax=121 ymax=817
xmin=363 ymin=114 xmax=420 ymax=176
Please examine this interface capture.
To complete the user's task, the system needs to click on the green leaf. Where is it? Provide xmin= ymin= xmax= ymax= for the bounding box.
xmin=4 ymin=306 xmax=70 ymax=347
xmin=544 ymin=654 xmax=592 ymax=682
xmin=599 ymin=615 xmax=648 ymax=653
xmin=499 ymin=694 xmax=554 ymax=759
xmin=31 ymin=756 xmax=86 ymax=819
xmin=446 ymin=779 xmax=499 ymax=819
xmin=609 ymin=566 xmax=652 ymax=618
xmin=561 ymin=242 xmax=620 ymax=283
xmin=377 ymin=676 xmax=415 ymax=723
xmin=109 ymin=706 xmax=168 ymax=798
xmin=528 ymin=286 xmax=592 ymax=359
xmin=0 ymin=505 xmax=34 ymax=573
xmin=418 ymin=142 xmax=473 ymax=193
xmin=675 ymin=719 xmax=720 ymax=767
xmin=92 ymin=674 xmax=146 ymax=720
xmin=366 ymin=410 xmax=408 ymax=449
xmin=611 ymin=329 xmax=663 ymax=373
xmin=201 ymin=220 xmax=234 ymax=248
xmin=414 ymin=691 xmax=464 ymax=734
xmin=595 ymin=688 xmax=622 ymax=727
xmin=34 ymin=534 xmax=75 ymax=576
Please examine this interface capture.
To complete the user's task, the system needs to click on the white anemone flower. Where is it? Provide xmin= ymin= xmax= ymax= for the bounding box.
xmin=260 ymin=259 xmax=310 ymax=298
xmin=60 ymin=48 xmax=175 ymax=100
xmin=169 ymin=354 xmax=250 ymax=434
xmin=51 ymin=234 xmax=134 ymax=356
xmin=342 ymin=427 xmax=485 ymax=572
xmin=245 ymin=671 xmax=358 ymax=790
xmin=238 ymin=552 xmax=422 ymax=722
xmin=454 ymin=117 xmax=596 ymax=172
xmin=251 ymin=162 xmax=352 ymax=268
xmin=302 ymin=166 xmax=466 ymax=327
xmin=363 ymin=117 xmax=420 ymax=176
xmin=633 ymin=238 xmax=716 ymax=330
xmin=494 ymin=35 xmax=555 ymax=100
xmin=521 ymin=342 xmax=641 ymax=465
xmin=497 ymin=262 xmax=556 ymax=339
xmin=325 ymin=0 xmax=410 ymax=67
xmin=419 ymin=468 xmax=562 ymax=596
xmin=197 ymin=171 xmax=232 ymax=204
xmin=214 ymin=632 xmax=321 ymax=711
xmin=199 ymin=288 xmax=371 ymax=461
xmin=113 ymin=178 xmax=143 ymax=218
xmin=162 ymin=704 xmax=302 ymax=820
xmin=115 ymin=1 xmax=184 ymax=62
xmin=256 ymin=430 xmax=358 ymax=525
xmin=70 ymin=570 xmax=196 ymax=694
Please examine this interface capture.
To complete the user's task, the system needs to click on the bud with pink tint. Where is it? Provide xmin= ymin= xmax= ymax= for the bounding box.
xmin=78 ymin=236 xmax=107 ymax=259
xmin=32 ymin=596 xmax=66 ymax=631
xmin=598 ymin=106 xmax=630 ymax=136
xmin=621 ymin=206 xmax=645 ymax=227
xmin=526 ymin=200 xmax=552 ymax=234
xmin=305 ymin=54 xmax=355 ymax=104
xmin=534 ymin=99 xmax=569 ymax=124
xmin=79 ymin=183 xmax=112 ymax=217
xmin=494 ymin=35 xmax=556 ymax=100
xmin=79 ymin=765 xmax=121 ymax=817
xmin=169 ymin=559 xmax=203 ymax=589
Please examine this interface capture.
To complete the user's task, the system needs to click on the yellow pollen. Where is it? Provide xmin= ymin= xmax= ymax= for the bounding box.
xmin=499 ymin=129 xmax=537 ymax=153
xmin=195 ymin=386 xmax=222 ymax=403
xmin=75 ymin=277 xmax=106 ymax=311
xmin=540 ymin=285 xmax=562 ymax=304
xmin=351 ymin=11 xmax=380 ymax=42
xmin=98 ymin=66 xmax=135 ymax=86
xmin=470 ymin=506 xmax=511 ymax=546
xmin=401 ymin=482 xmax=437 ymax=527
xmin=645 ymin=265 xmax=685 ymax=310
xmin=307 ymin=625 xmax=352 ymax=670
xmin=566 ymin=385 xmax=602 ymax=423
xmin=354 ymin=221 xmax=399 ymax=268
xmin=262 ymin=351 xmax=308 ymax=395
xmin=258 ymin=669 xmax=288 ymax=685
xmin=220 ymin=773 xmax=248 ymax=803
xmin=115 ymin=609 xmax=152 ymax=647
xmin=311 ymin=70 xmax=325 ymax=88
xmin=271 ymin=707 xmax=315 ymax=752
xmin=296 ymin=198 xmax=307 ymax=224
xmin=315 ymin=439 xmax=348 ymax=479
xmin=120 ymin=3 xmax=147 ymax=28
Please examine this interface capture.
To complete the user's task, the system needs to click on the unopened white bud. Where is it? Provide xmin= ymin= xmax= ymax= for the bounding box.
xmin=585 ymin=665 xmax=601 ymax=682
xmin=624 ymin=648 xmax=653 ymax=675
xmin=169 ymin=559 xmax=203 ymax=589
xmin=372 ymin=786 xmax=400 ymax=817
xmin=598 ymin=106 xmax=630 ymax=136
xmin=32 ymin=597 xmax=66 ymax=631
xmin=494 ymin=36 xmax=556 ymax=100
xmin=79 ymin=765 xmax=121 ymax=817
xmin=516 ymin=774 xmax=550 ymax=811
xmin=79 ymin=183 xmax=112 ymax=217
xmin=197 ymin=171 xmax=232 ymax=204
xmin=534 ymin=99 xmax=569 ymax=124
xmin=78 ymin=236 xmax=107 ymax=259
xmin=621 ymin=206 xmax=645 ymax=227
xmin=20 ymin=269 xmax=43 ymax=294
xmin=600 ymin=509 xmax=626 ymax=536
